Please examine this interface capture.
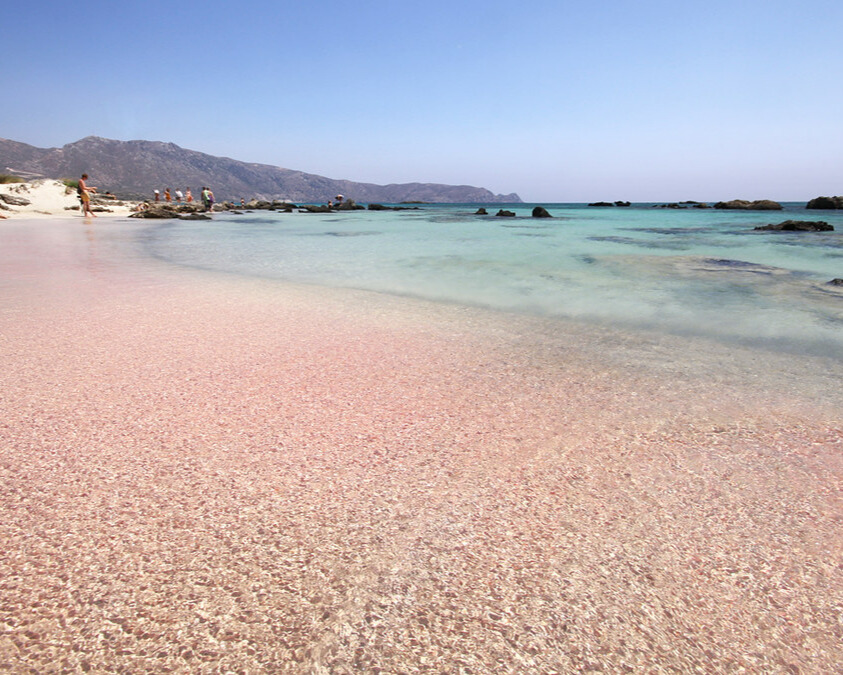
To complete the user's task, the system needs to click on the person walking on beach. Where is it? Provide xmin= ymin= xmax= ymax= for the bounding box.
xmin=78 ymin=173 xmax=98 ymax=218
xmin=154 ymin=189 xmax=160 ymax=202
xmin=185 ymin=188 xmax=193 ymax=203
xmin=165 ymin=188 xmax=171 ymax=202
xmin=175 ymin=189 xmax=183 ymax=204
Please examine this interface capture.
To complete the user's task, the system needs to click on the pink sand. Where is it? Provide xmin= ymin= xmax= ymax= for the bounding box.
xmin=1 ymin=218 xmax=841 ymax=672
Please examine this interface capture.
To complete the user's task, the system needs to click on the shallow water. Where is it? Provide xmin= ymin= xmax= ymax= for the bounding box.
xmin=138 ymin=203 xmax=843 ymax=358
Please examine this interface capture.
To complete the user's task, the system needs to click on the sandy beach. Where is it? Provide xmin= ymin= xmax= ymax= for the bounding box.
xmin=0 ymin=180 xmax=140 ymax=220
xmin=1 ymin=216 xmax=841 ymax=672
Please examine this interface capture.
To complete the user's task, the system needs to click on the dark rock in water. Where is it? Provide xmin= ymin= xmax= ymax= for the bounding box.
xmin=129 ymin=204 xmax=180 ymax=219
xmin=335 ymin=199 xmax=365 ymax=211
xmin=128 ymin=202 xmax=211 ymax=218
xmin=178 ymin=213 xmax=212 ymax=220
xmin=585 ymin=200 xmax=628 ymax=207
xmin=806 ymin=196 xmax=843 ymax=209
xmin=828 ymin=278 xmax=843 ymax=286
xmin=495 ymin=209 xmax=516 ymax=217
xmin=475 ymin=208 xmax=488 ymax=215
xmin=713 ymin=199 xmax=783 ymax=210
xmin=299 ymin=201 xmax=365 ymax=212
xmin=754 ymin=220 xmax=833 ymax=232
xmin=367 ymin=203 xmax=421 ymax=211
xmin=262 ymin=200 xmax=295 ymax=212
xmin=169 ymin=203 xmax=195 ymax=212
xmin=654 ymin=201 xmax=710 ymax=209
xmin=656 ymin=200 xmax=709 ymax=208
xmin=532 ymin=206 xmax=552 ymax=218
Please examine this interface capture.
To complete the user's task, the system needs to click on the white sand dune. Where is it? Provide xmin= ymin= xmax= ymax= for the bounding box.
xmin=0 ymin=179 xmax=139 ymax=219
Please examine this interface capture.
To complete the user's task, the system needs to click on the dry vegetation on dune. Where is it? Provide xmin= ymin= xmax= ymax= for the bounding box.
xmin=1 ymin=247 xmax=841 ymax=672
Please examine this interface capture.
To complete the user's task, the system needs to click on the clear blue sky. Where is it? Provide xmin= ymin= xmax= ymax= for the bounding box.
xmin=3 ymin=0 xmax=841 ymax=201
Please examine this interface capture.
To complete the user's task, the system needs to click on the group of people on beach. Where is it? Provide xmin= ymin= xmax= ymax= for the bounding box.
xmin=153 ymin=187 xmax=192 ymax=204
xmin=75 ymin=173 xmax=219 ymax=217
xmin=151 ymin=186 xmax=215 ymax=211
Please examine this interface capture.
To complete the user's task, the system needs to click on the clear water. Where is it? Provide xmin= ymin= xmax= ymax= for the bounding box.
xmin=140 ymin=203 xmax=843 ymax=357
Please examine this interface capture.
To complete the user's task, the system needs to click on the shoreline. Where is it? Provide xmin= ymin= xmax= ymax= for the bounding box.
xmin=1 ymin=217 xmax=841 ymax=671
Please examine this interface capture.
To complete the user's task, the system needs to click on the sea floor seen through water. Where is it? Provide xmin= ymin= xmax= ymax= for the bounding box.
xmin=1 ymin=207 xmax=842 ymax=673
xmin=138 ymin=203 xmax=843 ymax=358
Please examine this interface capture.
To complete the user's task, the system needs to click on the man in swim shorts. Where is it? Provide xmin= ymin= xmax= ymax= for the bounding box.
xmin=78 ymin=173 xmax=97 ymax=217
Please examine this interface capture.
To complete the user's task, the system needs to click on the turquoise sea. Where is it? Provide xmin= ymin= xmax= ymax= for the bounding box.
xmin=141 ymin=203 xmax=843 ymax=358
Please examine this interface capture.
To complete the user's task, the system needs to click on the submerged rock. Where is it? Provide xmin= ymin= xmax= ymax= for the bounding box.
xmin=531 ymin=206 xmax=552 ymax=218
xmin=828 ymin=278 xmax=843 ymax=286
xmin=495 ymin=209 xmax=516 ymax=217
xmin=754 ymin=220 xmax=833 ymax=232
xmin=475 ymin=208 xmax=488 ymax=215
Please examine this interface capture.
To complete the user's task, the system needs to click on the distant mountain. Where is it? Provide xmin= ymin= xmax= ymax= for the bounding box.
xmin=0 ymin=136 xmax=521 ymax=204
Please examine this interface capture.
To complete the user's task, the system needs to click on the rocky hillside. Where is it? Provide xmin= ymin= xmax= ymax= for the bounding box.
xmin=0 ymin=136 xmax=521 ymax=204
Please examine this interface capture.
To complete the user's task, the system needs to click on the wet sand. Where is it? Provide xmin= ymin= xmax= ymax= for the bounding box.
xmin=1 ymin=218 xmax=841 ymax=672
